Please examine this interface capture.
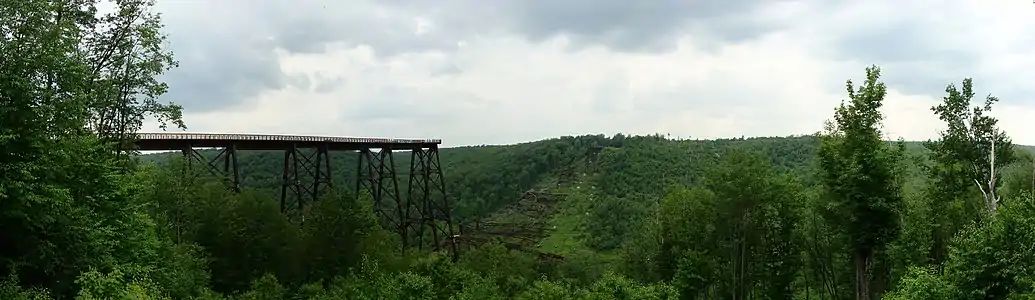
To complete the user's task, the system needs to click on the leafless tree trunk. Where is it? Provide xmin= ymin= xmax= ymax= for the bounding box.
xmin=974 ymin=139 xmax=1000 ymax=213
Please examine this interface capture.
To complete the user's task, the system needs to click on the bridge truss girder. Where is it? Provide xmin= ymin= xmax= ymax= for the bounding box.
xmin=180 ymin=144 xmax=241 ymax=193
xmin=280 ymin=143 xmax=333 ymax=214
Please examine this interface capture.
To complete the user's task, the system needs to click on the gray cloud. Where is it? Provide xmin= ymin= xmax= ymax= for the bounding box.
xmin=243 ymin=0 xmax=497 ymax=57
xmin=154 ymin=0 xmax=805 ymax=114
xmin=503 ymin=0 xmax=780 ymax=52
xmin=159 ymin=0 xmax=1031 ymax=121
xmin=825 ymin=11 xmax=982 ymax=97
xmin=155 ymin=0 xmax=472 ymax=113
xmin=379 ymin=0 xmax=795 ymax=53
xmin=311 ymin=75 xmax=345 ymax=94
xmin=429 ymin=62 xmax=463 ymax=77
xmin=345 ymin=86 xmax=493 ymax=123
xmin=156 ymin=2 xmax=289 ymax=112
xmin=805 ymin=1 xmax=1035 ymax=106
xmin=158 ymin=28 xmax=290 ymax=112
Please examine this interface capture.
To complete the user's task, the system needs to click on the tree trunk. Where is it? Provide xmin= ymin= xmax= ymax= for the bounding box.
xmin=854 ymin=250 xmax=871 ymax=300
xmin=930 ymin=227 xmax=945 ymax=270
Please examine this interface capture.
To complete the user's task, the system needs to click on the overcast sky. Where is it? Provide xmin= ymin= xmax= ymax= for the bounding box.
xmin=141 ymin=0 xmax=1035 ymax=147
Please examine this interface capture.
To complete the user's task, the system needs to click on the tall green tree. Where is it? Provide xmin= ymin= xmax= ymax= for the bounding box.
xmin=1 ymin=0 xmax=113 ymax=294
xmin=80 ymin=0 xmax=185 ymax=145
xmin=620 ymin=148 xmax=801 ymax=299
xmin=817 ymin=66 xmax=905 ymax=300
xmin=923 ymin=78 xmax=1014 ymax=267
xmin=0 ymin=0 xmax=183 ymax=297
xmin=702 ymin=148 xmax=801 ymax=300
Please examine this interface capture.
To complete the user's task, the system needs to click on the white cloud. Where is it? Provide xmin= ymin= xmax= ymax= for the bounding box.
xmin=144 ymin=0 xmax=1035 ymax=147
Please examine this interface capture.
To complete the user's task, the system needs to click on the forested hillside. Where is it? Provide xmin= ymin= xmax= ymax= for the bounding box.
xmin=128 ymin=127 xmax=1035 ymax=299
xmin=6 ymin=1 xmax=1035 ymax=299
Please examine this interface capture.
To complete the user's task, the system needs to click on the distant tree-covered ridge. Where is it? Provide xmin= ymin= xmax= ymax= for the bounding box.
xmin=139 ymin=133 xmax=993 ymax=220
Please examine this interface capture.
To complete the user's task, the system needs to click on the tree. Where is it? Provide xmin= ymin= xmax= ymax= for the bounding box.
xmin=922 ymin=78 xmax=1014 ymax=268
xmin=701 ymin=148 xmax=801 ymax=300
xmin=585 ymin=194 xmax=649 ymax=251
xmin=925 ymin=78 xmax=1013 ymax=215
xmin=0 ymin=0 xmax=183 ymax=297
xmin=79 ymin=0 xmax=185 ymax=146
xmin=1 ymin=0 xmax=118 ymax=295
xmin=817 ymin=65 xmax=905 ymax=300
xmin=620 ymin=148 xmax=801 ymax=299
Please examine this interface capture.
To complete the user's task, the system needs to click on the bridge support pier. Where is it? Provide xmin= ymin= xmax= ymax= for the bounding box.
xmin=357 ymin=147 xmax=407 ymax=242
xmin=406 ymin=145 xmax=458 ymax=260
xmin=280 ymin=143 xmax=333 ymax=214
xmin=180 ymin=144 xmax=241 ymax=193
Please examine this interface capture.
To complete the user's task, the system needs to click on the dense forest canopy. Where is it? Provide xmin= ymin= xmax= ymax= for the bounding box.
xmin=4 ymin=1 xmax=1035 ymax=299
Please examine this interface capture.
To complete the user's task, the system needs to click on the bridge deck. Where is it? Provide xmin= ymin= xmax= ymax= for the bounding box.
xmin=134 ymin=132 xmax=441 ymax=151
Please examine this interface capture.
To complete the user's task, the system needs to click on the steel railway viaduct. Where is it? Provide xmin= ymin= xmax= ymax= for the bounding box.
xmin=134 ymin=132 xmax=457 ymax=258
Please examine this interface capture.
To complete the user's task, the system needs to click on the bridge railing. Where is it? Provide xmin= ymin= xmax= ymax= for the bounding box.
xmin=135 ymin=132 xmax=441 ymax=145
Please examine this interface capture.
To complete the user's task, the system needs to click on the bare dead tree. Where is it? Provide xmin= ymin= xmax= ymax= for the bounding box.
xmin=974 ymin=138 xmax=1001 ymax=213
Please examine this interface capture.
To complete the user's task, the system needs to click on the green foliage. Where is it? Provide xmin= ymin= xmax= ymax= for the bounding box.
xmin=516 ymin=279 xmax=578 ymax=300
xmin=580 ymin=272 xmax=680 ymax=300
xmin=881 ymin=194 xmax=1035 ymax=299
xmin=941 ymin=194 xmax=1035 ymax=299
xmin=74 ymin=267 xmax=169 ymax=300
xmin=885 ymin=191 xmax=935 ymax=284
xmin=0 ymin=277 xmax=51 ymax=300
xmin=818 ymin=65 xmax=905 ymax=298
xmin=998 ymin=149 xmax=1034 ymax=204
xmin=458 ymin=243 xmax=539 ymax=296
xmin=234 ymin=274 xmax=286 ymax=300
xmin=923 ymin=78 xmax=1015 ymax=270
xmin=150 ymin=241 xmax=212 ymax=299
xmin=299 ymin=191 xmax=390 ymax=283
xmin=585 ymin=193 xmax=651 ymax=250
xmin=200 ymin=192 xmax=302 ymax=292
xmin=618 ymin=148 xmax=803 ymax=298
xmin=882 ymin=267 xmax=957 ymax=300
